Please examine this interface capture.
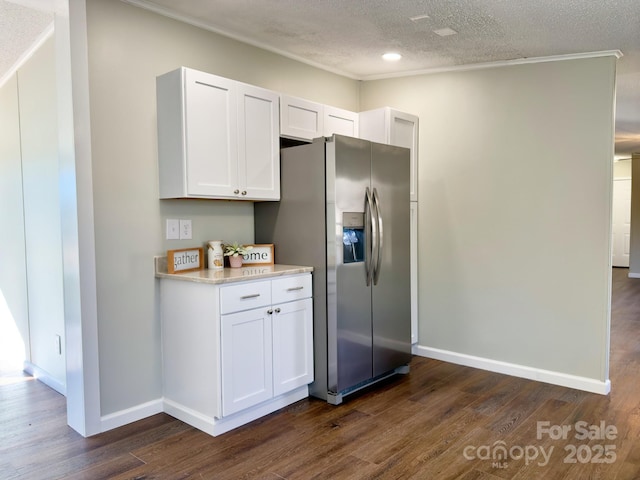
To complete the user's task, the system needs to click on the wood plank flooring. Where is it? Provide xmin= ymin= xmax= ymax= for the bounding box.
xmin=2 ymin=267 xmax=640 ymax=479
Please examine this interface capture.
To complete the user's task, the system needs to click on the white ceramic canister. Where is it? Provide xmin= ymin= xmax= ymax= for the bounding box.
xmin=207 ymin=240 xmax=225 ymax=270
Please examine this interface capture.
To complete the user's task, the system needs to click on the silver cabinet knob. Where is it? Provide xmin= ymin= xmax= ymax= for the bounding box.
xmin=234 ymin=189 xmax=240 ymax=194
xmin=275 ymin=308 xmax=281 ymax=313
xmin=241 ymin=191 xmax=247 ymax=196
xmin=267 ymin=309 xmax=273 ymax=315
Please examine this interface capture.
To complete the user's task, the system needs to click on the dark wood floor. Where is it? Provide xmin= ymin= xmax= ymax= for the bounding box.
xmin=2 ymin=268 xmax=640 ymax=479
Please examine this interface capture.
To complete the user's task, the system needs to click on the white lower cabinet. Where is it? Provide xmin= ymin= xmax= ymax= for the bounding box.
xmin=161 ymin=272 xmax=313 ymax=436
xmin=272 ymin=298 xmax=314 ymax=396
xmin=221 ymin=307 xmax=274 ymax=416
xmin=221 ymin=296 xmax=313 ymax=416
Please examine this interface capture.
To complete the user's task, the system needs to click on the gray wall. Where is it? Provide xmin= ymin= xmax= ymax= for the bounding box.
xmin=85 ymin=0 xmax=361 ymax=416
xmin=360 ymin=57 xmax=616 ymax=382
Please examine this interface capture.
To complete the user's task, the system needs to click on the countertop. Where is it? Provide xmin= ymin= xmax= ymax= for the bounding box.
xmin=154 ymin=256 xmax=313 ymax=285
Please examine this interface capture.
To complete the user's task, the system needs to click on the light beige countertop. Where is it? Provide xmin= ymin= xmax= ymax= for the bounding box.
xmin=154 ymin=256 xmax=313 ymax=285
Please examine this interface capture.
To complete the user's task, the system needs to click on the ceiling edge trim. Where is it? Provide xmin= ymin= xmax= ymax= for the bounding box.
xmin=0 ymin=21 xmax=54 ymax=89
xmin=362 ymin=50 xmax=624 ymax=81
xmin=120 ymin=0 xmax=622 ymax=82
xmin=121 ymin=0 xmax=361 ymax=80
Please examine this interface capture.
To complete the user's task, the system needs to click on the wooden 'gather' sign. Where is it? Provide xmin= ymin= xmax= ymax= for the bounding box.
xmin=168 ymin=247 xmax=204 ymax=273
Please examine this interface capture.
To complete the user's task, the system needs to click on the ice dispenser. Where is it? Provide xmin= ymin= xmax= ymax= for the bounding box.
xmin=342 ymin=212 xmax=365 ymax=263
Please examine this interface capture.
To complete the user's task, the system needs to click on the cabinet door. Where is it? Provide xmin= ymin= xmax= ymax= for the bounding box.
xmin=221 ymin=308 xmax=273 ymax=416
xmin=280 ymin=95 xmax=323 ymax=141
xmin=237 ymin=83 xmax=280 ymax=200
xmin=389 ymin=110 xmax=419 ymax=202
xmin=272 ymin=298 xmax=314 ymax=396
xmin=184 ymin=69 xmax=238 ymax=197
xmin=324 ymin=105 xmax=359 ymax=138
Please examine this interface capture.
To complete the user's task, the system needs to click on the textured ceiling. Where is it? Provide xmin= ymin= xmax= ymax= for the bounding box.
xmin=129 ymin=0 xmax=640 ymax=156
xmin=131 ymin=0 xmax=639 ymax=77
xmin=2 ymin=0 xmax=639 ymax=155
xmin=0 ymin=0 xmax=54 ymax=83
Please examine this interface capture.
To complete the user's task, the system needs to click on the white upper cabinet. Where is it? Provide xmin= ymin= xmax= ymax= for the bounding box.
xmin=280 ymin=95 xmax=359 ymax=141
xmin=236 ymin=83 xmax=280 ymax=200
xmin=280 ymin=95 xmax=323 ymax=141
xmin=324 ymin=105 xmax=359 ymax=138
xmin=156 ymin=67 xmax=280 ymax=200
xmin=182 ymin=69 xmax=237 ymax=198
xmin=359 ymin=107 xmax=419 ymax=202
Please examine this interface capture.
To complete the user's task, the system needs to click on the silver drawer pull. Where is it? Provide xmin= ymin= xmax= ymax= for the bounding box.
xmin=240 ymin=294 xmax=260 ymax=300
xmin=286 ymin=286 xmax=304 ymax=292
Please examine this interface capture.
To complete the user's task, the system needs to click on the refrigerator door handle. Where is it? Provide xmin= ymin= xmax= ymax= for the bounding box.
xmin=372 ymin=188 xmax=383 ymax=285
xmin=365 ymin=187 xmax=376 ymax=286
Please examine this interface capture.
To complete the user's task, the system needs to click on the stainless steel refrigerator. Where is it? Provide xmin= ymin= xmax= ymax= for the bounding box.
xmin=255 ymin=134 xmax=411 ymax=404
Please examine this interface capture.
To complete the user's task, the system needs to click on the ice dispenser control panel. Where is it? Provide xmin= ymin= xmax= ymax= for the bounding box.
xmin=343 ymin=212 xmax=365 ymax=264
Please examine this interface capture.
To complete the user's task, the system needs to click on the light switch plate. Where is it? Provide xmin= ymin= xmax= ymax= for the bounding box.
xmin=166 ymin=219 xmax=180 ymax=240
xmin=179 ymin=219 xmax=192 ymax=240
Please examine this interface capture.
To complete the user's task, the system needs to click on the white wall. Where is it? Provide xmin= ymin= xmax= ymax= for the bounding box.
xmin=0 ymin=74 xmax=29 ymax=370
xmin=361 ymin=56 xmax=616 ymax=388
xmin=85 ymin=0 xmax=360 ymax=417
xmin=0 ymin=32 xmax=69 ymax=388
xmin=629 ymin=154 xmax=640 ymax=276
xmin=614 ymin=159 xmax=631 ymax=179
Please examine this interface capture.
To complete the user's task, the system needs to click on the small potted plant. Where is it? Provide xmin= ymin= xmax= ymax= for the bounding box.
xmin=224 ymin=242 xmax=253 ymax=268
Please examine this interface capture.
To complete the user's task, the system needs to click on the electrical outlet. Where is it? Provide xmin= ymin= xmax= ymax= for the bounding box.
xmin=180 ymin=219 xmax=192 ymax=240
xmin=166 ymin=219 xmax=180 ymax=240
xmin=54 ymin=335 xmax=62 ymax=355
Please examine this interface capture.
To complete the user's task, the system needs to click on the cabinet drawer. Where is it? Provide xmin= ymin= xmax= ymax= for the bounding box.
xmin=272 ymin=274 xmax=312 ymax=304
xmin=220 ymin=280 xmax=271 ymax=314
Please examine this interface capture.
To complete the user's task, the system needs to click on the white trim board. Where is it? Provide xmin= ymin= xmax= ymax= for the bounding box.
xmin=121 ymin=0 xmax=621 ymax=83
xmin=412 ymin=345 xmax=611 ymax=395
xmin=163 ymin=386 xmax=309 ymax=437
xmin=99 ymin=386 xmax=309 ymax=435
xmin=24 ymin=361 xmax=66 ymax=396
xmin=100 ymin=399 xmax=164 ymax=433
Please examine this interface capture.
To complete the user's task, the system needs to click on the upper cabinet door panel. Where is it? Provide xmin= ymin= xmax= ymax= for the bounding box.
xmin=389 ymin=111 xmax=418 ymax=202
xmin=359 ymin=107 xmax=419 ymax=202
xmin=237 ymin=83 xmax=280 ymax=200
xmin=184 ymin=69 xmax=238 ymax=197
xmin=280 ymin=95 xmax=323 ymax=141
xmin=324 ymin=105 xmax=359 ymax=138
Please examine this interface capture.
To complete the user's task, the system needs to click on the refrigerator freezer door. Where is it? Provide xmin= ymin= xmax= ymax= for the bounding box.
xmin=371 ymin=142 xmax=412 ymax=377
xmin=328 ymin=136 xmax=374 ymax=393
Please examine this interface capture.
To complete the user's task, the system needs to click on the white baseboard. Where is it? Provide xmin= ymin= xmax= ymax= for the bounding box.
xmin=412 ymin=345 xmax=611 ymax=395
xmin=628 ymin=272 xmax=640 ymax=278
xmin=99 ymin=386 xmax=308 ymax=436
xmin=100 ymin=398 xmax=164 ymax=433
xmin=164 ymin=386 xmax=309 ymax=437
xmin=23 ymin=362 xmax=66 ymax=396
